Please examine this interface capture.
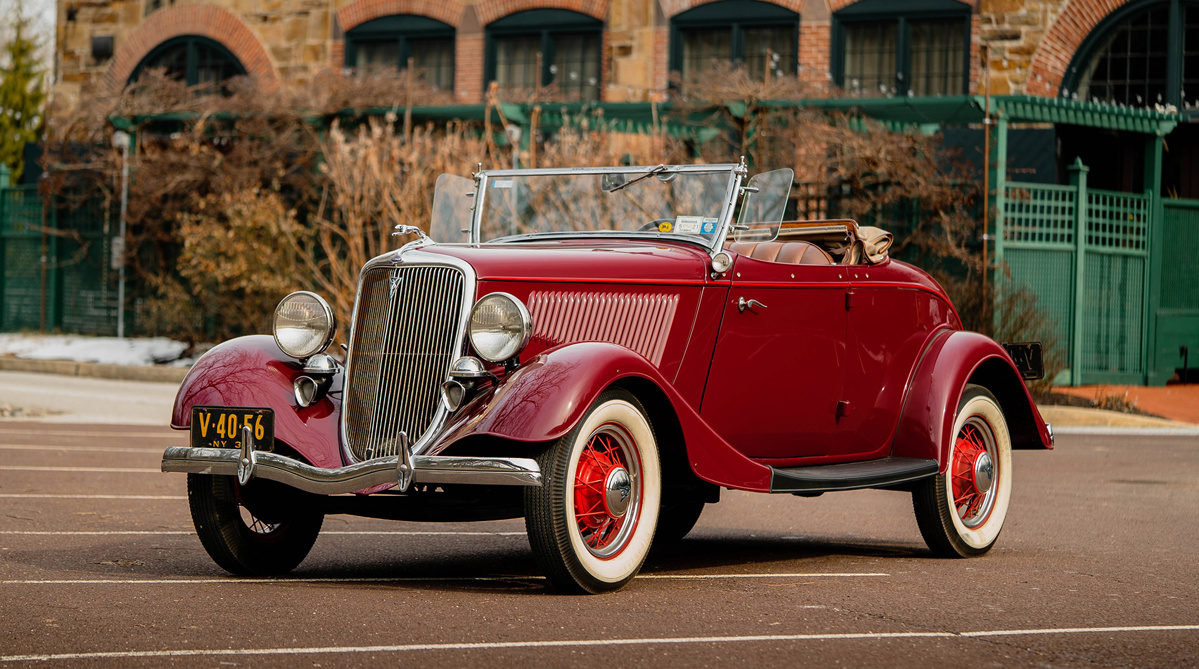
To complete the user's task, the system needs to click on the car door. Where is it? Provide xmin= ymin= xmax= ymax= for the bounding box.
xmin=700 ymin=254 xmax=848 ymax=460
xmin=838 ymin=262 xmax=956 ymax=458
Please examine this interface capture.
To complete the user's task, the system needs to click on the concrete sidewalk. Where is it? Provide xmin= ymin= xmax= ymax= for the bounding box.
xmin=1052 ymin=383 xmax=1199 ymax=425
xmin=0 ymin=370 xmax=178 ymax=426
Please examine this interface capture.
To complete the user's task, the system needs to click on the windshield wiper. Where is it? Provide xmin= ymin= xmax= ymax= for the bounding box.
xmin=606 ymin=164 xmax=667 ymax=193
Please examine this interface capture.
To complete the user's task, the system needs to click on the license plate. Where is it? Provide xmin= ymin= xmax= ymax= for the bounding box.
xmin=1002 ymin=342 xmax=1045 ymax=381
xmin=191 ymin=406 xmax=274 ymax=451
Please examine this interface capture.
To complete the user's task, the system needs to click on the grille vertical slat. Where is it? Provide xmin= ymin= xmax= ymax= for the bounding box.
xmin=345 ymin=265 xmax=465 ymax=461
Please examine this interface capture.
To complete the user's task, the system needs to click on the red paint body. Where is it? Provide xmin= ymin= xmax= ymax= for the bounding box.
xmin=172 ymin=239 xmax=1050 ymax=495
xmin=171 ymin=336 xmax=344 ymax=469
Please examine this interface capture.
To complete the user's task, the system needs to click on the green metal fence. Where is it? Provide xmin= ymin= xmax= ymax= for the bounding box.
xmin=0 ymin=185 xmax=47 ymax=331
xmin=999 ymin=158 xmax=1153 ymax=385
xmin=0 ymin=180 xmax=118 ymax=335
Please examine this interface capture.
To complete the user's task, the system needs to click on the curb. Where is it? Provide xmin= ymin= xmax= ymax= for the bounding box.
xmin=1052 ymin=426 xmax=1199 ymax=437
xmin=0 ymin=357 xmax=189 ymax=384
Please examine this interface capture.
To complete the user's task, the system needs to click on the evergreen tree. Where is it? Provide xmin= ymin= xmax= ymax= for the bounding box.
xmin=0 ymin=2 xmax=45 ymax=185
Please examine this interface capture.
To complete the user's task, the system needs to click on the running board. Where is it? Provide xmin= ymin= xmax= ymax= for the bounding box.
xmin=770 ymin=457 xmax=939 ymax=494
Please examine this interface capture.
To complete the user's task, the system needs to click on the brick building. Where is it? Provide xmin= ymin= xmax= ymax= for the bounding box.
xmin=54 ymin=0 xmax=1186 ymax=111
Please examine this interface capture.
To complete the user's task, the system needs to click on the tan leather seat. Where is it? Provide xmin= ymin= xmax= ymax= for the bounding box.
xmin=726 ymin=240 xmax=834 ymax=266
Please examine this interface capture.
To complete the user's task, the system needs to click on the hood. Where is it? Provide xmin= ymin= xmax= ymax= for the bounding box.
xmin=415 ymin=240 xmax=713 ymax=284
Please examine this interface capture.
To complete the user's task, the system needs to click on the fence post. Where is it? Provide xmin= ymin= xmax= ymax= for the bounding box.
xmin=1142 ymin=133 xmax=1165 ymax=385
xmin=991 ymin=114 xmax=1008 ymax=337
xmin=0 ymin=166 xmax=7 ymax=331
xmin=1069 ymin=157 xmax=1089 ymax=387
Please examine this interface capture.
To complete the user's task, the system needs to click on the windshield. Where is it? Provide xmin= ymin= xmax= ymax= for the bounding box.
xmin=476 ymin=166 xmax=737 ymax=245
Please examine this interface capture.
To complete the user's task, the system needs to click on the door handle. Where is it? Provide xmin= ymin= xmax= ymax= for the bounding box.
xmin=738 ymin=297 xmax=768 ymax=312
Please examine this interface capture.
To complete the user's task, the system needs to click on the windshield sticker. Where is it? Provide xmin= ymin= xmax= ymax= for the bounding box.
xmin=657 ymin=220 xmax=674 ymax=233
xmin=675 ymin=215 xmax=702 ymax=234
xmin=701 ymin=218 xmax=718 ymax=234
xmin=492 ymin=180 xmax=513 ymax=189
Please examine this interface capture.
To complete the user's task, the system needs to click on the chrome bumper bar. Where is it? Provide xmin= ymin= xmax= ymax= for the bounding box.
xmin=161 ymin=447 xmax=542 ymax=495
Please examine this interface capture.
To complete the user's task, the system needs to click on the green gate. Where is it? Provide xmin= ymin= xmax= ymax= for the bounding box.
xmin=1156 ymin=199 xmax=1199 ymax=382
xmin=0 ymin=176 xmax=118 ymax=335
xmin=999 ymin=159 xmax=1151 ymax=385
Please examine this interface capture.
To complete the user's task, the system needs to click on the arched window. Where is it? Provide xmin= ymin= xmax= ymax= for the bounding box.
xmin=1064 ymin=0 xmax=1199 ymax=109
xmin=485 ymin=10 xmax=602 ymax=101
xmin=129 ymin=36 xmax=246 ymax=88
xmin=669 ymin=0 xmax=799 ymax=85
xmin=832 ymin=0 xmax=970 ymax=97
xmin=345 ymin=15 xmax=455 ymax=91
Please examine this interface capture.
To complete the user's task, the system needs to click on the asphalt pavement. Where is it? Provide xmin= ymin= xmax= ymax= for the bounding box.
xmin=1 ymin=415 xmax=1197 ymax=666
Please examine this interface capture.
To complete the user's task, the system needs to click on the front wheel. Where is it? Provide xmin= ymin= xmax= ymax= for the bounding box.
xmin=187 ymin=474 xmax=324 ymax=575
xmin=524 ymin=389 xmax=661 ymax=594
xmin=912 ymin=384 xmax=1013 ymax=558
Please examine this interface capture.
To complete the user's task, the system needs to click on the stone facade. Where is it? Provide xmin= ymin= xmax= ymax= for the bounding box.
xmin=53 ymin=0 xmax=1137 ymax=118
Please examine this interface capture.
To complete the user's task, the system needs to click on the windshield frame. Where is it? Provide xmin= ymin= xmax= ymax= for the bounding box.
xmin=468 ymin=163 xmax=745 ymax=255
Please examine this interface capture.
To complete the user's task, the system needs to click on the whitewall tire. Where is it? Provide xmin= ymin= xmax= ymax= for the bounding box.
xmin=525 ymin=388 xmax=661 ymax=593
xmin=913 ymin=384 xmax=1013 ymax=558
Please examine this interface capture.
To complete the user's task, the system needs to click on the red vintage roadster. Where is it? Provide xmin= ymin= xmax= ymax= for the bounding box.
xmin=163 ymin=162 xmax=1052 ymax=593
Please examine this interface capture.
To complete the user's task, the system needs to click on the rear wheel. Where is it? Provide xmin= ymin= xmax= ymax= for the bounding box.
xmin=654 ymin=498 xmax=705 ymax=542
xmin=912 ymin=384 xmax=1012 ymax=558
xmin=187 ymin=474 xmax=324 ymax=575
xmin=525 ymin=389 xmax=661 ymax=594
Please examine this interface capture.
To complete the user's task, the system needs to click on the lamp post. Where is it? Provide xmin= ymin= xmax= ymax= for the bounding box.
xmin=112 ymin=130 xmax=131 ymax=338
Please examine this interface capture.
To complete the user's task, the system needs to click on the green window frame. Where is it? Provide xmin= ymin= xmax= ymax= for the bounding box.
xmin=668 ymin=0 xmax=799 ymax=85
xmin=344 ymin=15 xmax=456 ymax=92
xmin=831 ymin=0 xmax=970 ymax=98
xmin=129 ymin=36 xmax=246 ymax=88
xmin=1062 ymin=0 xmax=1199 ymax=111
xmin=484 ymin=10 xmax=603 ymax=101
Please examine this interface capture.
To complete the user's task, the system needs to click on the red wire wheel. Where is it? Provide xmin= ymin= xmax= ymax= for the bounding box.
xmin=950 ymin=416 xmax=998 ymax=528
xmin=572 ymin=424 xmax=642 ymax=558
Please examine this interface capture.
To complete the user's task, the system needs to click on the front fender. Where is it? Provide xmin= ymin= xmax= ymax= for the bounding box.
xmin=432 ymin=342 xmax=774 ymax=491
xmin=892 ymin=330 xmax=1053 ymax=472
xmin=171 ymin=335 xmax=344 ymax=469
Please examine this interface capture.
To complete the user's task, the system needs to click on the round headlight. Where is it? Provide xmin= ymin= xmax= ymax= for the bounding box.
xmin=273 ymin=292 xmax=335 ymax=359
xmin=469 ymin=292 xmax=532 ymax=363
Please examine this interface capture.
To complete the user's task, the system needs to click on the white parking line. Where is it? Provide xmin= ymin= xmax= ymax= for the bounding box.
xmin=0 ymin=494 xmax=184 ymax=500
xmin=1053 ymin=426 xmax=1199 ymax=437
xmin=0 ymin=444 xmax=165 ymax=454
xmin=1 ymin=572 xmax=887 ymax=585
xmin=0 ymin=430 xmax=181 ymax=439
xmin=0 ymin=466 xmax=160 ymax=473
xmin=2 ymin=625 xmax=1196 ymax=662
xmin=0 ymin=530 xmax=527 ymax=536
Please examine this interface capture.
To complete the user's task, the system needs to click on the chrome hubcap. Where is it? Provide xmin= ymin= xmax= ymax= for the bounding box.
xmin=603 ymin=468 xmax=632 ymax=517
xmin=973 ymin=452 xmax=994 ymax=494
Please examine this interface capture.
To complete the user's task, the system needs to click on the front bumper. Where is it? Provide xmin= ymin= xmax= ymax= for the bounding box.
xmin=162 ymin=447 xmax=542 ymax=495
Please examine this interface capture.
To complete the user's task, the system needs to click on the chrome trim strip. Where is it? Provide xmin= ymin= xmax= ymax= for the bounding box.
xmin=341 ymin=250 xmax=477 ymax=461
xmin=162 ymin=447 xmax=542 ymax=492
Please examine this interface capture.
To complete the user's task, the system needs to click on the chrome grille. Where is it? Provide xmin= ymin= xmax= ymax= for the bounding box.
xmin=344 ymin=264 xmax=466 ymax=460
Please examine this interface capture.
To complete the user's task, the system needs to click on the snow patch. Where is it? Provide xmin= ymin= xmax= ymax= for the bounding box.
xmin=0 ymin=334 xmax=190 ymax=367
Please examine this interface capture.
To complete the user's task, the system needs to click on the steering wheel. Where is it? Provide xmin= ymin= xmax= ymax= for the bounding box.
xmin=637 ymin=219 xmax=675 ymax=232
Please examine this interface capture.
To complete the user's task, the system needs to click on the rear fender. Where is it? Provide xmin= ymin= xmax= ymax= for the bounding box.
xmin=171 ymin=335 xmax=344 ymax=469
xmin=432 ymin=342 xmax=773 ymax=491
xmin=892 ymin=330 xmax=1053 ymax=473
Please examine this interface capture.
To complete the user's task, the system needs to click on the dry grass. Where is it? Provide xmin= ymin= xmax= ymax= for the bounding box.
xmin=40 ymin=67 xmax=1041 ymax=353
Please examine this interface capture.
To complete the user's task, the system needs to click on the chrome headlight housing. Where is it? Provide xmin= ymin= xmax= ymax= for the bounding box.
xmin=273 ymin=291 xmax=336 ymax=360
xmin=468 ymin=292 xmax=532 ymax=363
